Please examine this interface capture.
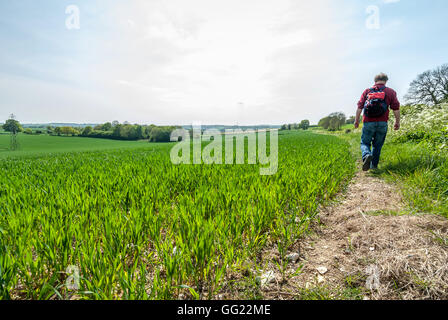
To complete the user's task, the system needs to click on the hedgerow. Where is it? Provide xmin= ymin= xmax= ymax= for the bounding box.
xmin=389 ymin=103 xmax=448 ymax=150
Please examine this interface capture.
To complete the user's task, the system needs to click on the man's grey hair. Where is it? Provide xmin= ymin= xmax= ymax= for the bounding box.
xmin=374 ymin=73 xmax=389 ymax=83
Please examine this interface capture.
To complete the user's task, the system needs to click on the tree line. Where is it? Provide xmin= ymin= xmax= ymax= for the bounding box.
xmin=280 ymin=120 xmax=310 ymax=131
xmin=318 ymin=113 xmax=356 ymax=131
xmin=4 ymin=63 xmax=446 ymax=141
xmin=77 ymin=123 xmax=180 ymax=142
xmin=2 ymin=118 xmax=180 ymax=143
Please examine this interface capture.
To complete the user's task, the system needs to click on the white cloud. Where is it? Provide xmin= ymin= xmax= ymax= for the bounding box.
xmin=81 ymin=0 xmax=358 ymax=125
xmin=1 ymin=0 xmax=410 ymax=125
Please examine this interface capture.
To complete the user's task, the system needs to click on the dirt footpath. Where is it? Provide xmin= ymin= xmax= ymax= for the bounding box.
xmin=263 ymin=169 xmax=448 ymax=300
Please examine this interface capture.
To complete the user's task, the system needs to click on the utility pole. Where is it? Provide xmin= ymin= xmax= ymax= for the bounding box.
xmin=10 ymin=132 xmax=18 ymax=151
xmin=9 ymin=114 xmax=19 ymax=151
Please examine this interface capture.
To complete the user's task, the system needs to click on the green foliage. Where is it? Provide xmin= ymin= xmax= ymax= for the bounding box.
xmin=339 ymin=128 xmax=448 ymax=217
xmin=102 ymin=122 xmax=112 ymax=131
xmin=58 ymin=127 xmax=80 ymax=136
xmin=389 ymin=103 xmax=448 ymax=150
xmin=299 ymin=120 xmax=310 ymax=130
xmin=318 ymin=117 xmax=330 ymax=130
xmin=79 ymin=122 xmax=177 ymax=142
xmin=2 ymin=119 xmax=23 ymax=134
xmin=23 ymin=129 xmax=43 ymax=135
xmin=380 ymin=142 xmax=448 ymax=216
xmin=0 ymin=131 xmax=354 ymax=299
xmin=346 ymin=116 xmax=356 ymax=125
xmin=93 ymin=122 xmax=113 ymax=132
xmin=148 ymin=126 xmax=178 ymax=142
xmin=280 ymin=120 xmax=310 ymax=131
xmin=319 ymin=113 xmax=346 ymax=131
xmin=81 ymin=126 xmax=93 ymax=136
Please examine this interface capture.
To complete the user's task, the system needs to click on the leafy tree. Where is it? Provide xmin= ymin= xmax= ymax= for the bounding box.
xmin=319 ymin=112 xmax=346 ymax=131
xmin=121 ymin=125 xmax=139 ymax=140
xmin=280 ymin=124 xmax=287 ymax=131
xmin=136 ymin=125 xmax=144 ymax=139
xmin=24 ymin=128 xmax=33 ymax=135
xmin=94 ymin=122 xmax=113 ymax=131
xmin=102 ymin=122 xmax=112 ymax=131
xmin=2 ymin=117 xmax=23 ymax=134
xmin=328 ymin=112 xmax=346 ymax=131
xmin=329 ymin=117 xmax=340 ymax=131
xmin=149 ymin=127 xmax=172 ymax=142
xmin=145 ymin=125 xmax=154 ymax=138
xmin=329 ymin=112 xmax=346 ymax=124
xmin=318 ymin=117 xmax=330 ymax=130
xmin=111 ymin=124 xmax=139 ymax=140
xmin=346 ymin=116 xmax=356 ymax=124
xmin=299 ymin=120 xmax=310 ymax=130
xmin=60 ymin=127 xmax=79 ymax=136
xmin=149 ymin=126 xmax=180 ymax=142
xmin=81 ymin=126 xmax=93 ymax=136
xmin=112 ymin=124 xmax=123 ymax=138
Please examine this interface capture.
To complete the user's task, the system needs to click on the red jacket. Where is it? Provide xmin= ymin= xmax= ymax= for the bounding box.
xmin=358 ymin=84 xmax=400 ymax=122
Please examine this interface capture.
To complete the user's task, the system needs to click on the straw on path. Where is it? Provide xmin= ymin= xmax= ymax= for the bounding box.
xmin=262 ymin=168 xmax=448 ymax=300
xmin=299 ymin=169 xmax=448 ymax=299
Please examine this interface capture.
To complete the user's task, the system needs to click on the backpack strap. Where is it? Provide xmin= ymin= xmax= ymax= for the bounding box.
xmin=380 ymin=86 xmax=387 ymax=98
xmin=370 ymin=85 xmax=387 ymax=94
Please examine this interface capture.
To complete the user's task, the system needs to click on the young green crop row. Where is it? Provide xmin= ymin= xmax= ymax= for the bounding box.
xmin=0 ymin=131 xmax=354 ymax=300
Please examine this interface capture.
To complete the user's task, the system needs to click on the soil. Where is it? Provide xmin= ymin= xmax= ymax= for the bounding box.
xmin=260 ymin=167 xmax=448 ymax=300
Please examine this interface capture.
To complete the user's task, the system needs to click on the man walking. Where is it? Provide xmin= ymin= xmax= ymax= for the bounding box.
xmin=354 ymin=73 xmax=400 ymax=171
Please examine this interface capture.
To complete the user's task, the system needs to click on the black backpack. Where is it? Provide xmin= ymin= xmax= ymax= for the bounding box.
xmin=364 ymin=86 xmax=388 ymax=118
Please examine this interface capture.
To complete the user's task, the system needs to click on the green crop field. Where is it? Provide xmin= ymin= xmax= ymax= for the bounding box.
xmin=0 ymin=131 xmax=355 ymax=300
xmin=0 ymin=134 xmax=159 ymax=159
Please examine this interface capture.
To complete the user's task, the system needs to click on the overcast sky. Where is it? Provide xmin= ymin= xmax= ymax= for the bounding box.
xmin=1 ymin=0 xmax=447 ymax=125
